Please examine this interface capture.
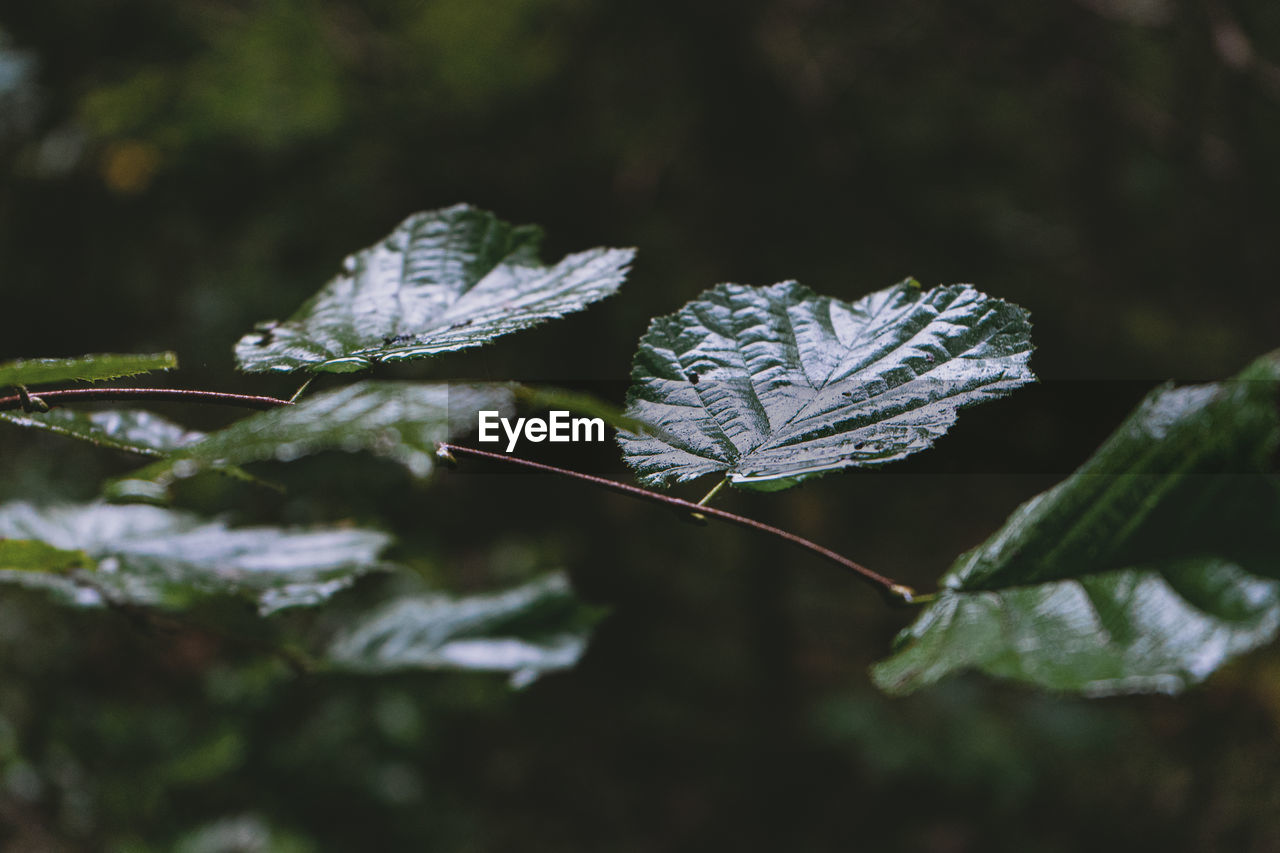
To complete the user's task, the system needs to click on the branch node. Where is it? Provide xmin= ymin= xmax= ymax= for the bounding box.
xmin=16 ymin=385 xmax=49 ymax=413
xmin=434 ymin=442 xmax=458 ymax=468
xmin=884 ymin=584 xmax=921 ymax=608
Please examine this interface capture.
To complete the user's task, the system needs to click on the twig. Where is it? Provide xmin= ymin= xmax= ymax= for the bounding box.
xmin=0 ymin=387 xmax=292 ymax=412
xmin=436 ymin=442 xmax=921 ymax=606
xmin=696 ymin=477 xmax=728 ymax=507
xmin=288 ymin=376 xmax=315 ymax=404
xmin=0 ymin=382 xmax=923 ymax=605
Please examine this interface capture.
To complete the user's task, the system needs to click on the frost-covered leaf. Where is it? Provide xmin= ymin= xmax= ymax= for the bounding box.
xmin=235 ymin=204 xmax=634 ymax=373
xmin=112 ymin=382 xmax=513 ymax=497
xmin=326 ymin=573 xmax=597 ymax=687
xmin=873 ymin=351 xmax=1280 ymax=697
xmin=0 ymin=408 xmax=204 ymax=457
xmin=0 ymin=351 xmax=177 ymax=388
xmin=0 ymin=501 xmax=391 ymax=614
xmin=618 ymin=280 xmax=1034 ymax=490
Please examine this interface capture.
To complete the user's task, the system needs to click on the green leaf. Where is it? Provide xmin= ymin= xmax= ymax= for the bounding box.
xmin=0 ymin=351 xmax=177 ymax=388
xmin=0 ymin=501 xmax=391 ymax=614
xmin=0 ymin=409 xmax=265 ymax=503
xmin=0 ymin=538 xmax=94 ymax=572
xmin=0 ymin=408 xmax=204 ymax=457
xmin=112 ymin=382 xmax=513 ymax=496
xmin=235 ymin=204 xmax=634 ymax=373
xmin=618 ymin=280 xmax=1035 ymax=490
xmin=325 ymin=573 xmax=597 ymax=687
xmin=873 ymin=351 xmax=1280 ymax=697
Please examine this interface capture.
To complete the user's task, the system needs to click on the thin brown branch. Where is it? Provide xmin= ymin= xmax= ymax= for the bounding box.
xmin=0 ymin=382 xmax=921 ymax=605
xmin=0 ymin=387 xmax=292 ymax=412
xmin=437 ymin=442 xmax=920 ymax=606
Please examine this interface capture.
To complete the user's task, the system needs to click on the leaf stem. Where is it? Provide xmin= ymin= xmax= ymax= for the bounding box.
xmin=696 ymin=477 xmax=728 ymax=507
xmin=288 ymin=376 xmax=315 ymax=404
xmin=436 ymin=442 xmax=921 ymax=606
xmin=0 ymin=387 xmax=293 ymax=412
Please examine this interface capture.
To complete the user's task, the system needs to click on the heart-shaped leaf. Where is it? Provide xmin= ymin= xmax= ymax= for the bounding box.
xmin=872 ymin=351 xmax=1280 ymax=697
xmin=235 ymin=204 xmax=634 ymax=373
xmin=618 ymin=280 xmax=1034 ymax=490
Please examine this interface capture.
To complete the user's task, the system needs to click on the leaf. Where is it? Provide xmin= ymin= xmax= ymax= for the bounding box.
xmin=0 ymin=501 xmax=391 ymax=614
xmin=0 ymin=539 xmax=94 ymax=572
xmin=0 ymin=352 xmax=177 ymax=388
xmin=0 ymin=409 xmax=265 ymax=503
xmin=325 ymin=573 xmax=597 ymax=688
xmin=872 ymin=351 xmax=1280 ymax=697
xmin=617 ymin=279 xmax=1034 ymax=491
xmin=111 ymin=382 xmax=514 ymax=497
xmin=0 ymin=534 xmax=109 ymax=606
xmin=0 ymin=408 xmax=205 ymax=457
xmin=234 ymin=204 xmax=634 ymax=373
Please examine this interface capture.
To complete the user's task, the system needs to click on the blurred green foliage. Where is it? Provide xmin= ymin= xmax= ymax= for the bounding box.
xmin=3 ymin=0 xmax=1280 ymax=850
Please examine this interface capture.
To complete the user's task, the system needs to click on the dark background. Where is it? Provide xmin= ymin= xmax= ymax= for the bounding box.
xmin=2 ymin=0 xmax=1279 ymax=850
